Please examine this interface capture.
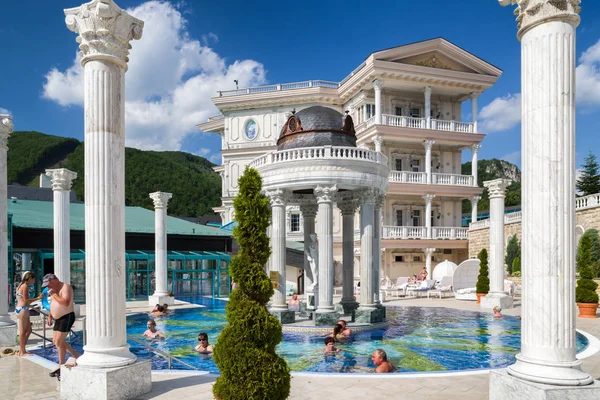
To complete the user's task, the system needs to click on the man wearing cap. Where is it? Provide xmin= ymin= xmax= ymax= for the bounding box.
xmin=43 ymin=273 xmax=80 ymax=377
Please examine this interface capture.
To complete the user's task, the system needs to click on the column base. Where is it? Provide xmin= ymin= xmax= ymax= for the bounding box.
xmin=76 ymin=345 xmax=137 ymax=369
xmin=336 ymin=301 xmax=359 ymax=315
xmin=481 ymin=292 xmax=514 ymax=310
xmin=148 ymin=294 xmax=175 ymax=308
xmin=60 ymin=360 xmax=152 ymax=400
xmin=355 ymin=307 xmax=385 ymax=324
xmin=0 ymin=323 xmax=17 ymax=346
xmin=506 ymin=353 xmax=594 ymax=386
xmin=270 ymin=309 xmax=295 ymax=325
xmin=314 ymin=311 xmax=340 ymax=326
xmin=490 ymin=370 xmax=600 ymax=400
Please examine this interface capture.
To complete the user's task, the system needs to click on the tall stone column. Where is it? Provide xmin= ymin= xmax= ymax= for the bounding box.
xmin=471 ymin=195 xmax=481 ymax=225
xmin=423 ymin=194 xmax=435 ymax=239
xmin=148 ymin=191 xmax=173 ymax=307
xmin=373 ymin=80 xmax=382 ymax=125
xmin=471 ymin=143 xmax=481 ymax=186
xmin=424 ymin=140 xmax=435 ymax=184
xmin=373 ymin=195 xmax=383 ymax=305
xmin=266 ymin=189 xmax=294 ymax=323
xmin=482 ymin=179 xmax=513 ymax=310
xmin=314 ymin=185 xmax=338 ymax=325
xmin=424 ymin=86 xmax=432 ymax=129
xmin=61 ymin=4 xmax=151 ymax=397
xmin=471 ymin=92 xmax=480 ymax=133
xmin=46 ymin=169 xmax=78 ymax=284
xmin=493 ymin=1 xmax=600 ymax=394
xmin=0 ymin=114 xmax=16 ymax=344
xmin=339 ymin=202 xmax=358 ymax=314
xmin=300 ymin=204 xmax=317 ymax=306
xmin=425 ymin=248 xmax=436 ymax=278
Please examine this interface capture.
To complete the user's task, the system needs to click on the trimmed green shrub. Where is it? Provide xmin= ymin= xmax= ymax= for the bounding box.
xmin=213 ymin=167 xmax=290 ymax=400
xmin=476 ymin=248 xmax=490 ymax=294
xmin=575 ymin=235 xmax=599 ymax=304
xmin=505 ymin=235 xmax=521 ymax=275
xmin=511 ymin=257 xmax=521 ymax=275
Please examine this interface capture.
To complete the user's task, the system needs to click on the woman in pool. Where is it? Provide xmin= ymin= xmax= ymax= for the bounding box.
xmin=143 ymin=319 xmax=165 ymax=339
xmin=15 ymin=272 xmax=42 ymax=356
xmin=150 ymin=304 xmax=165 ymax=317
xmin=328 ymin=323 xmax=346 ymax=341
xmin=323 ymin=337 xmax=339 ymax=353
xmin=195 ymin=332 xmax=213 ymax=354
xmin=493 ymin=306 xmax=503 ymax=318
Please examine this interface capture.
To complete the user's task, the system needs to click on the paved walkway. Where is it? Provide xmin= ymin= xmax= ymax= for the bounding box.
xmin=1 ymin=296 xmax=599 ymax=399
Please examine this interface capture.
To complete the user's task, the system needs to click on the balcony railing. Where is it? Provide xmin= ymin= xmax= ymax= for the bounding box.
xmin=217 ymin=80 xmax=339 ymax=97
xmin=389 ymin=171 xmax=474 ymax=187
xmin=382 ymin=226 xmax=468 ymax=240
xmin=575 ymin=193 xmax=600 ymax=210
xmin=250 ymin=146 xmax=388 ymax=169
xmin=362 ymin=114 xmax=476 ymax=134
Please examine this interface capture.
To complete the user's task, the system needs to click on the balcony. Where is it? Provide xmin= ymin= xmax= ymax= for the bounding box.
xmin=389 ymin=171 xmax=474 ymax=187
xmin=382 ymin=226 xmax=468 ymax=240
xmin=358 ymin=114 xmax=476 ymax=135
xmin=217 ymin=80 xmax=339 ymax=97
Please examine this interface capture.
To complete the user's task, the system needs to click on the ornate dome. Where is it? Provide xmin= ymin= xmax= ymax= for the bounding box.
xmin=277 ymin=106 xmax=356 ymax=150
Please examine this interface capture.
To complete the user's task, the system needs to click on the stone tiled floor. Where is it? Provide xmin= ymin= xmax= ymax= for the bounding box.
xmin=1 ymin=296 xmax=599 ymax=399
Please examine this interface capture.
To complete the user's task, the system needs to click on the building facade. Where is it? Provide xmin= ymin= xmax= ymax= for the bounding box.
xmin=198 ymin=38 xmax=501 ymax=287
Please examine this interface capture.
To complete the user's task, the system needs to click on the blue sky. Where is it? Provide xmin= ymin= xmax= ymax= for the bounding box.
xmin=1 ymin=0 xmax=600 ymax=168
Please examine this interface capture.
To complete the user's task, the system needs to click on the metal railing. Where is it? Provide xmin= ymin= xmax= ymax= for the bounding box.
xmin=127 ymin=335 xmax=200 ymax=370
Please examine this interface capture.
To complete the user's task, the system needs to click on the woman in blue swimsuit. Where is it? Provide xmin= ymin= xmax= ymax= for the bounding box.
xmin=15 ymin=272 xmax=41 ymax=356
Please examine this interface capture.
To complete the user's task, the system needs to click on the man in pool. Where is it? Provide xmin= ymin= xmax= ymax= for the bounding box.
xmin=195 ymin=332 xmax=213 ymax=354
xmin=371 ymin=349 xmax=394 ymax=373
xmin=337 ymin=319 xmax=352 ymax=336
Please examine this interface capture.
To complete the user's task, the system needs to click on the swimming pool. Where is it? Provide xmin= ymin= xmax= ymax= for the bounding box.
xmin=34 ymin=296 xmax=590 ymax=374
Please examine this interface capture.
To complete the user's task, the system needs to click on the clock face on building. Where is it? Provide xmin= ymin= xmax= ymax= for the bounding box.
xmin=245 ymin=120 xmax=257 ymax=140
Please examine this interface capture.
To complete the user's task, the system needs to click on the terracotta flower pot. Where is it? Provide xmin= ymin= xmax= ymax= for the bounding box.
xmin=577 ymin=302 xmax=599 ymax=318
xmin=476 ymin=293 xmax=486 ymax=304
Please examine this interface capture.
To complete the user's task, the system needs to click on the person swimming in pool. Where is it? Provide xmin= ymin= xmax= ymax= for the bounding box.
xmin=323 ymin=337 xmax=340 ymax=354
xmin=143 ymin=319 xmax=165 ymax=339
xmin=194 ymin=332 xmax=213 ymax=354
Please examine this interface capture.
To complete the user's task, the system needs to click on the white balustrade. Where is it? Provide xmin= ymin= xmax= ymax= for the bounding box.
xmin=432 ymin=173 xmax=474 ymax=186
xmin=249 ymin=146 xmax=388 ymax=169
xmin=219 ymin=80 xmax=339 ymax=96
xmin=383 ymin=226 xmax=467 ymax=240
xmin=470 ymin=219 xmax=491 ymax=231
xmin=575 ymin=193 xmax=600 ymax=210
xmin=504 ymin=211 xmax=522 ymax=224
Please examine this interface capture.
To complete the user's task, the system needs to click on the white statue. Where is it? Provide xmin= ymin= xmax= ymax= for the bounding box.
xmin=305 ymin=233 xmax=319 ymax=291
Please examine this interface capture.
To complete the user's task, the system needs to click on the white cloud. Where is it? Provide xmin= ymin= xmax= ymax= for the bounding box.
xmin=576 ymin=39 xmax=600 ymax=106
xmin=42 ymin=1 xmax=266 ymax=151
xmin=194 ymin=147 xmax=220 ymax=163
xmin=0 ymin=107 xmax=10 ymax=115
xmin=501 ymin=150 xmax=521 ymax=166
xmin=479 ymin=93 xmax=521 ymax=133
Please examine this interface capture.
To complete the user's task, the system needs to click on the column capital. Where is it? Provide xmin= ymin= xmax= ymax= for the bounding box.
xmin=424 ymin=86 xmax=432 ymax=96
xmin=425 ymin=248 xmax=436 ymax=256
xmin=471 ymin=143 xmax=482 ymax=153
xmin=314 ymin=185 xmax=338 ymax=204
xmin=0 ymin=115 xmax=13 ymax=149
xmin=470 ymin=91 xmax=481 ymax=101
xmin=65 ymin=0 xmax=144 ymax=70
xmin=372 ymin=135 xmax=383 ymax=152
xmin=422 ymin=194 xmax=436 ymax=204
xmin=149 ymin=191 xmax=172 ymax=208
xmin=358 ymin=188 xmax=379 ymax=205
xmin=423 ymin=139 xmax=435 ymax=151
xmin=338 ymin=201 xmax=358 ymax=216
xmin=46 ymin=168 xmax=78 ymax=191
xmin=483 ymin=178 xmax=511 ymax=198
xmin=299 ymin=204 xmax=318 ymax=218
xmin=499 ymin=0 xmax=581 ymax=38
xmin=372 ymin=79 xmax=383 ymax=91
xmin=471 ymin=195 xmax=482 ymax=204
xmin=266 ymin=188 xmax=288 ymax=207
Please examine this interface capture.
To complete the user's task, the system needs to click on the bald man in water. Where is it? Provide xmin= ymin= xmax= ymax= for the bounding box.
xmin=371 ymin=349 xmax=394 ymax=373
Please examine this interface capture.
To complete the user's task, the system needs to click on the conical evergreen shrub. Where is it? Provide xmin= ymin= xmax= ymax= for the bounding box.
xmin=213 ymin=167 xmax=290 ymax=400
xmin=476 ymin=248 xmax=490 ymax=294
xmin=576 ymin=235 xmax=599 ymax=304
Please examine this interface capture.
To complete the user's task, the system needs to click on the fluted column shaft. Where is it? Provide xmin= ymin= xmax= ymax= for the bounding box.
xmin=424 ymin=140 xmax=435 ymax=184
xmin=267 ymin=190 xmax=287 ymax=311
xmin=359 ymin=192 xmax=376 ymax=309
xmin=424 ymin=194 xmax=435 ymax=239
xmin=373 ymin=198 xmax=382 ymax=304
xmin=484 ymin=179 xmax=509 ymax=295
xmin=340 ymin=203 xmax=356 ymax=305
xmin=300 ymin=205 xmax=317 ymax=295
xmin=150 ymin=192 xmax=172 ymax=297
xmin=471 ymin=92 xmax=479 ymax=133
xmin=471 ymin=144 xmax=481 ymax=187
xmin=65 ymin=0 xmax=144 ymax=368
xmin=373 ymin=80 xmax=382 ymax=125
xmin=424 ymin=86 xmax=432 ymax=129
xmin=0 ymin=116 xmax=13 ymax=326
xmin=46 ymin=169 xmax=77 ymax=284
xmin=315 ymin=185 xmax=337 ymax=313
xmin=471 ymin=196 xmax=481 ymax=224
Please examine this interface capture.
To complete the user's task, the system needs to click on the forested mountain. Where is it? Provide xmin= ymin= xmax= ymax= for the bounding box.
xmin=7 ymin=131 xmax=221 ymax=216
xmin=462 ymin=158 xmax=521 ymax=213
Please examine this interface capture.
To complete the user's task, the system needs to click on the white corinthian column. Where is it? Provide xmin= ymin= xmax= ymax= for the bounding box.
xmin=0 ymin=115 xmax=16 ymax=342
xmin=481 ymin=179 xmax=513 ymax=310
xmin=46 ymin=169 xmax=78 ymax=284
xmin=149 ymin=192 xmax=173 ymax=307
xmin=266 ymin=189 xmax=288 ymax=312
xmin=315 ymin=185 xmax=337 ymax=314
xmin=494 ymin=0 xmax=599 ymax=393
xmin=64 ymin=0 xmax=143 ymax=369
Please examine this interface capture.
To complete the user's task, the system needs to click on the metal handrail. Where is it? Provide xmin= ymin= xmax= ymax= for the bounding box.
xmin=127 ymin=335 xmax=200 ymax=370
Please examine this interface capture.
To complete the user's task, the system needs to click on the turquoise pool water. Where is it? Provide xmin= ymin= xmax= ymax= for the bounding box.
xmin=34 ymin=296 xmax=590 ymax=374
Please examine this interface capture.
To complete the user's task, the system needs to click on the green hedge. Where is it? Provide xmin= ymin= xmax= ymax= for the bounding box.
xmin=576 ymin=235 xmax=599 ymax=304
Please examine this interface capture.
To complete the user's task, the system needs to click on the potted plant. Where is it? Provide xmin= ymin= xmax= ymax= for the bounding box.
xmin=576 ymin=235 xmax=599 ymax=318
xmin=476 ymin=248 xmax=490 ymax=304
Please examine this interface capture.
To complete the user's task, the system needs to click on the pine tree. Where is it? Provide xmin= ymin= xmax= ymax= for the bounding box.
xmin=575 ymin=235 xmax=599 ymax=304
xmin=476 ymin=248 xmax=490 ymax=294
xmin=576 ymin=151 xmax=600 ymax=196
xmin=505 ymin=235 xmax=521 ymax=275
xmin=213 ymin=167 xmax=290 ymax=400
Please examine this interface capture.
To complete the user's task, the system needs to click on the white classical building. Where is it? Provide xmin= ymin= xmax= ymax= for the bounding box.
xmin=198 ymin=38 xmax=501 ymax=293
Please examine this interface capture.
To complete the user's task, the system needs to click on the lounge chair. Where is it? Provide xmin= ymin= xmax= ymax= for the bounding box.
xmin=427 ymin=276 xmax=453 ymax=299
xmin=384 ymin=276 xmax=410 ymax=297
xmin=407 ymin=279 xmax=436 ymax=298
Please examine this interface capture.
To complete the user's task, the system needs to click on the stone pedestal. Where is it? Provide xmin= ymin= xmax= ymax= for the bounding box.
xmin=270 ymin=310 xmax=295 ymax=325
xmin=0 ymin=324 xmax=17 ymax=346
xmin=336 ymin=301 xmax=358 ymax=316
xmin=490 ymin=370 xmax=600 ymax=400
xmin=314 ymin=311 xmax=339 ymax=326
xmin=354 ymin=307 xmax=385 ymax=324
xmin=481 ymin=293 xmax=513 ymax=310
xmin=148 ymin=294 xmax=174 ymax=307
xmin=60 ymin=361 xmax=152 ymax=400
